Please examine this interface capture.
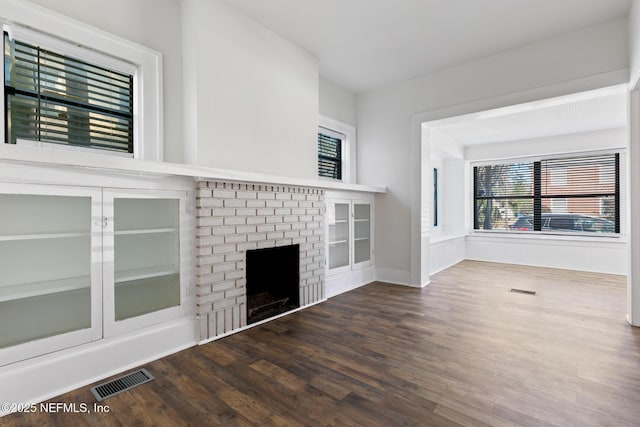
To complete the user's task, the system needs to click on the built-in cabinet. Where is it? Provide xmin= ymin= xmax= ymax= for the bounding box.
xmin=326 ymin=195 xmax=374 ymax=276
xmin=0 ymin=183 xmax=188 ymax=366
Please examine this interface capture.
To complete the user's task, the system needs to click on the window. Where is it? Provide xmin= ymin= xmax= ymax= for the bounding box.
xmin=4 ymin=33 xmax=134 ymax=154
xmin=433 ymin=168 xmax=438 ymax=227
xmin=0 ymin=4 xmax=163 ymax=161
xmin=317 ymin=116 xmax=356 ymax=183
xmin=473 ymin=153 xmax=620 ymax=234
xmin=318 ymin=127 xmax=344 ymax=180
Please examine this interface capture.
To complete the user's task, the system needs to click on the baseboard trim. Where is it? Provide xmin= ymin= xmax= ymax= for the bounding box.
xmin=376 ymin=268 xmax=411 ymax=286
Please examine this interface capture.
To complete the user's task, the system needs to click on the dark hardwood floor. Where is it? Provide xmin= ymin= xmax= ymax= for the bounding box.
xmin=3 ymin=260 xmax=640 ymax=426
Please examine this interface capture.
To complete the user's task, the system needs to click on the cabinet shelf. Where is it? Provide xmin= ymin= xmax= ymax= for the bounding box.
xmin=115 ymin=265 xmax=179 ymax=284
xmin=329 ymin=240 xmax=349 ymax=245
xmin=0 ymin=276 xmax=89 ymax=302
xmin=115 ymin=228 xmax=177 ymax=236
xmin=354 ymin=237 xmax=370 ymax=242
xmin=354 ymin=219 xmax=370 ymax=223
xmin=0 ymin=232 xmax=89 ymax=242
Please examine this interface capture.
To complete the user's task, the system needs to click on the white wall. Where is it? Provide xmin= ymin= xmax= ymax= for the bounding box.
xmin=628 ymin=2 xmax=640 ymax=326
xmin=630 ymin=0 xmax=640 ymax=87
xmin=430 ymin=236 xmax=465 ymax=275
xmin=26 ymin=0 xmax=184 ymax=163
xmin=629 ymin=90 xmax=640 ymax=325
xmin=358 ymin=18 xmax=630 ymax=285
xmin=319 ymin=78 xmax=357 ymax=126
xmin=466 ymin=234 xmax=626 ymax=275
xmin=465 ymin=127 xmax=627 ymax=160
xmin=442 ymin=159 xmax=467 ymax=236
xmin=430 ymin=129 xmax=465 ymax=239
xmin=182 ymin=0 xmax=319 ymax=180
xmin=427 ymin=129 xmax=466 ymax=274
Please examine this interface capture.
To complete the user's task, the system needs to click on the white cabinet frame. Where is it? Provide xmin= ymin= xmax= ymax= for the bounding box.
xmin=102 ymin=188 xmax=189 ymax=337
xmin=326 ymin=195 xmax=374 ymax=277
xmin=0 ymin=184 xmax=190 ymax=366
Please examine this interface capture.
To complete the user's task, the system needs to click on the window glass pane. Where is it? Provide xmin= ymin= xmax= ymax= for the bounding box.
xmin=475 ymin=163 xmax=533 ymax=198
xmin=539 ymin=155 xmax=617 ymax=234
xmin=541 ymin=155 xmax=616 ymax=196
xmin=476 ymin=198 xmax=534 ymax=231
xmin=318 ymin=131 xmax=342 ymax=180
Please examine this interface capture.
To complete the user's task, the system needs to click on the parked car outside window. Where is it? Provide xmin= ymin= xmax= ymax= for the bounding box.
xmin=508 ymin=214 xmax=614 ymax=233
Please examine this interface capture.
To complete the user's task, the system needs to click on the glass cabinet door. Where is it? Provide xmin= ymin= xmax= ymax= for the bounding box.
xmin=0 ymin=186 xmax=101 ymax=366
xmin=328 ymin=202 xmax=350 ymax=270
xmin=103 ymin=189 xmax=184 ymax=335
xmin=353 ymin=203 xmax=371 ymax=265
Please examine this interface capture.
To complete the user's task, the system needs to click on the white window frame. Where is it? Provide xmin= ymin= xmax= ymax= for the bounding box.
xmin=0 ymin=0 xmax=163 ymax=161
xmin=318 ymin=115 xmax=356 ymax=184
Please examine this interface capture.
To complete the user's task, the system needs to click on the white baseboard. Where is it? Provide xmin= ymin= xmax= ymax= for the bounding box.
xmin=375 ymin=268 xmax=411 ymax=286
xmin=326 ymin=266 xmax=376 ymax=298
xmin=0 ymin=318 xmax=197 ymax=416
xmin=392 ymin=279 xmax=430 ymax=288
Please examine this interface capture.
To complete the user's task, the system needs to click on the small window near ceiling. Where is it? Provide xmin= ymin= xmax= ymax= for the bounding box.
xmin=3 ymin=32 xmax=134 ymax=155
xmin=318 ymin=127 xmax=344 ymax=180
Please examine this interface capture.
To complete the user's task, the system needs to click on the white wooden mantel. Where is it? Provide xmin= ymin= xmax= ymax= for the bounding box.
xmin=0 ymin=144 xmax=386 ymax=194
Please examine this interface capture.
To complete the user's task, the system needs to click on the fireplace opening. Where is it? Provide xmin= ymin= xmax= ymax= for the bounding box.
xmin=246 ymin=244 xmax=300 ymax=324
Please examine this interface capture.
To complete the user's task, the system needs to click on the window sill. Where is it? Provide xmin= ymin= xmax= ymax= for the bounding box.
xmin=16 ymin=139 xmax=133 ymax=159
xmin=430 ymin=234 xmax=466 ymax=244
xmin=469 ymin=230 xmax=627 ymax=244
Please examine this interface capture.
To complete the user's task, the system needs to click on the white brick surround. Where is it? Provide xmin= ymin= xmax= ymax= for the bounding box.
xmin=196 ymin=180 xmax=325 ymax=340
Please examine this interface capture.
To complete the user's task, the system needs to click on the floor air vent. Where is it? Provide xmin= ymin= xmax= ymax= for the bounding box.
xmin=510 ymin=288 xmax=537 ymax=296
xmin=90 ymin=369 xmax=154 ymax=401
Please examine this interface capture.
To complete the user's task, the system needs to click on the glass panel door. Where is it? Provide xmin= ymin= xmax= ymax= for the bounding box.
xmin=353 ymin=203 xmax=371 ymax=264
xmin=328 ymin=202 xmax=350 ymax=270
xmin=0 ymin=187 xmax=100 ymax=362
xmin=113 ymin=198 xmax=180 ymax=321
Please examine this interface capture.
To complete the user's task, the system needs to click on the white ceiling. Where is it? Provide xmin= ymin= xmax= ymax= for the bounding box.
xmin=222 ymin=0 xmax=632 ymax=93
xmin=426 ymin=86 xmax=628 ymax=146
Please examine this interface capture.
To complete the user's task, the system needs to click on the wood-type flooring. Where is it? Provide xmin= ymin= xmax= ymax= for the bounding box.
xmin=3 ymin=260 xmax=639 ymax=426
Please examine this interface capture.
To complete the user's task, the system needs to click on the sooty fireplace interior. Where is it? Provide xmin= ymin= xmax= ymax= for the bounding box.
xmin=246 ymin=244 xmax=300 ymax=324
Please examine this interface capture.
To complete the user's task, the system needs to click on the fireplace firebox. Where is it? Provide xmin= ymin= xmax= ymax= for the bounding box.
xmin=245 ymin=244 xmax=300 ymax=324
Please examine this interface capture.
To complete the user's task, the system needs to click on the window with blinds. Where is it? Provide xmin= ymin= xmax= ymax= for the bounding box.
xmin=3 ymin=33 xmax=133 ymax=154
xmin=473 ymin=153 xmax=619 ymax=234
xmin=318 ymin=130 xmax=343 ymax=180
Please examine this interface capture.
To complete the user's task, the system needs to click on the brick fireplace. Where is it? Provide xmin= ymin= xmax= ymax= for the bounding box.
xmin=195 ymin=180 xmax=325 ymax=341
